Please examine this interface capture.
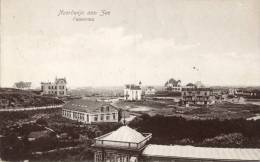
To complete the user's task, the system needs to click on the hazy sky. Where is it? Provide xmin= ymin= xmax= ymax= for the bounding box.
xmin=1 ymin=0 xmax=260 ymax=88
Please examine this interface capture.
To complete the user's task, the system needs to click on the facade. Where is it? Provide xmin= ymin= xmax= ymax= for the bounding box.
xmin=92 ymin=126 xmax=260 ymax=162
xmin=228 ymin=88 xmax=238 ymax=96
xmin=165 ymin=81 xmax=182 ymax=92
xmin=13 ymin=81 xmax=31 ymax=90
xmin=181 ymin=88 xmax=212 ymax=105
xmin=145 ymin=86 xmax=156 ymax=95
xmin=62 ymin=99 xmax=118 ymax=124
xmin=124 ymin=83 xmax=142 ymax=101
xmin=41 ymin=78 xmax=67 ymax=96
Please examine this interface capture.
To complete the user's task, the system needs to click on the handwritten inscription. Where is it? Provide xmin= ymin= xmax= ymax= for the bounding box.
xmin=57 ymin=9 xmax=111 ymax=22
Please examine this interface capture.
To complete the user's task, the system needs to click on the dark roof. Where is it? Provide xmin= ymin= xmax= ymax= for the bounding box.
xmin=182 ymin=88 xmax=211 ymax=91
xmin=186 ymin=83 xmax=196 ymax=87
xmin=63 ymin=99 xmax=118 ymax=113
xmin=125 ymin=84 xmax=141 ymax=90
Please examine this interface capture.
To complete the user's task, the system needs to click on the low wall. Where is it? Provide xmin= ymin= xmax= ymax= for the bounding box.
xmin=0 ymin=104 xmax=64 ymax=112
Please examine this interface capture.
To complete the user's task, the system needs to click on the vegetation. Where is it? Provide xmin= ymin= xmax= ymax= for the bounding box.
xmin=129 ymin=114 xmax=260 ymax=148
xmin=0 ymin=88 xmax=63 ymax=108
xmin=0 ymin=110 xmax=121 ymax=161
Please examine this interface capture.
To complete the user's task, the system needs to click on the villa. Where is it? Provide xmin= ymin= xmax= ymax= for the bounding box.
xmin=41 ymin=77 xmax=67 ymax=96
xmin=124 ymin=82 xmax=142 ymax=101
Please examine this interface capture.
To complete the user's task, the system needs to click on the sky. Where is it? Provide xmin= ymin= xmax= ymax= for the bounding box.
xmin=1 ymin=0 xmax=260 ymax=88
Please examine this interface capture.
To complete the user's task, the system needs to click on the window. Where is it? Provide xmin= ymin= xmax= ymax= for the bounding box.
xmin=86 ymin=114 xmax=89 ymax=122
xmin=101 ymin=107 xmax=104 ymax=112
xmin=101 ymin=114 xmax=104 ymax=120
xmin=95 ymin=152 xmax=102 ymax=162
xmin=106 ymin=106 xmax=109 ymax=112
xmin=94 ymin=115 xmax=98 ymax=121
xmin=106 ymin=115 xmax=110 ymax=120
xmin=112 ymin=113 xmax=116 ymax=120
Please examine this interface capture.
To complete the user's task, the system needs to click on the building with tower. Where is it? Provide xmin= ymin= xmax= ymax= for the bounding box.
xmin=41 ymin=77 xmax=67 ymax=96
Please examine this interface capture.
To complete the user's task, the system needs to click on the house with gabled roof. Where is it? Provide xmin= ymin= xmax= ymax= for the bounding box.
xmin=62 ymin=99 xmax=118 ymax=124
xmin=41 ymin=77 xmax=67 ymax=96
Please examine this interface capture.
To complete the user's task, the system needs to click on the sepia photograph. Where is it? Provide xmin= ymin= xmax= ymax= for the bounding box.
xmin=0 ymin=0 xmax=260 ymax=161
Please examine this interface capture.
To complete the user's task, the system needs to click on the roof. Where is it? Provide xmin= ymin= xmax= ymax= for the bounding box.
xmin=101 ymin=126 xmax=146 ymax=143
xmin=28 ymin=130 xmax=51 ymax=139
xmin=142 ymin=144 xmax=260 ymax=161
xmin=63 ymin=99 xmax=118 ymax=113
xmin=182 ymin=88 xmax=211 ymax=91
xmin=125 ymin=84 xmax=141 ymax=90
xmin=186 ymin=83 xmax=196 ymax=87
xmin=55 ymin=78 xmax=67 ymax=84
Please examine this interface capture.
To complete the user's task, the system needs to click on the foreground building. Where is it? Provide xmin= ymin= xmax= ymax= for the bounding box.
xmin=92 ymin=126 xmax=260 ymax=162
xmin=181 ymin=87 xmax=212 ymax=106
xmin=62 ymin=99 xmax=118 ymax=124
xmin=41 ymin=78 xmax=67 ymax=96
xmin=124 ymin=82 xmax=142 ymax=101
xmin=92 ymin=125 xmax=152 ymax=162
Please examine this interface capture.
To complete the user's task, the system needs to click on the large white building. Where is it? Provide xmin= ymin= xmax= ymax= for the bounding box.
xmin=41 ymin=78 xmax=67 ymax=96
xmin=62 ymin=99 xmax=118 ymax=124
xmin=124 ymin=82 xmax=142 ymax=101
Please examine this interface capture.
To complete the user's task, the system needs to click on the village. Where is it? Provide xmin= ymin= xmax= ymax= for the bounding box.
xmin=2 ymin=0 xmax=260 ymax=161
xmin=1 ymin=77 xmax=260 ymax=162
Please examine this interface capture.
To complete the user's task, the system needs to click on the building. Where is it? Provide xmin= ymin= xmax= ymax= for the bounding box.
xmin=184 ymin=83 xmax=197 ymax=89
xmin=62 ymin=99 xmax=118 ymax=124
xmin=228 ymin=88 xmax=238 ymax=96
xmin=181 ymin=87 xmax=212 ymax=106
xmin=194 ymin=81 xmax=205 ymax=88
xmin=142 ymin=144 xmax=260 ymax=162
xmin=165 ymin=79 xmax=182 ymax=92
xmin=124 ymin=82 xmax=142 ymax=101
xmin=41 ymin=78 xmax=67 ymax=96
xmin=92 ymin=126 xmax=260 ymax=162
xmin=13 ymin=81 xmax=31 ymax=90
xmin=145 ymin=86 xmax=156 ymax=95
xmin=92 ymin=125 xmax=152 ymax=162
